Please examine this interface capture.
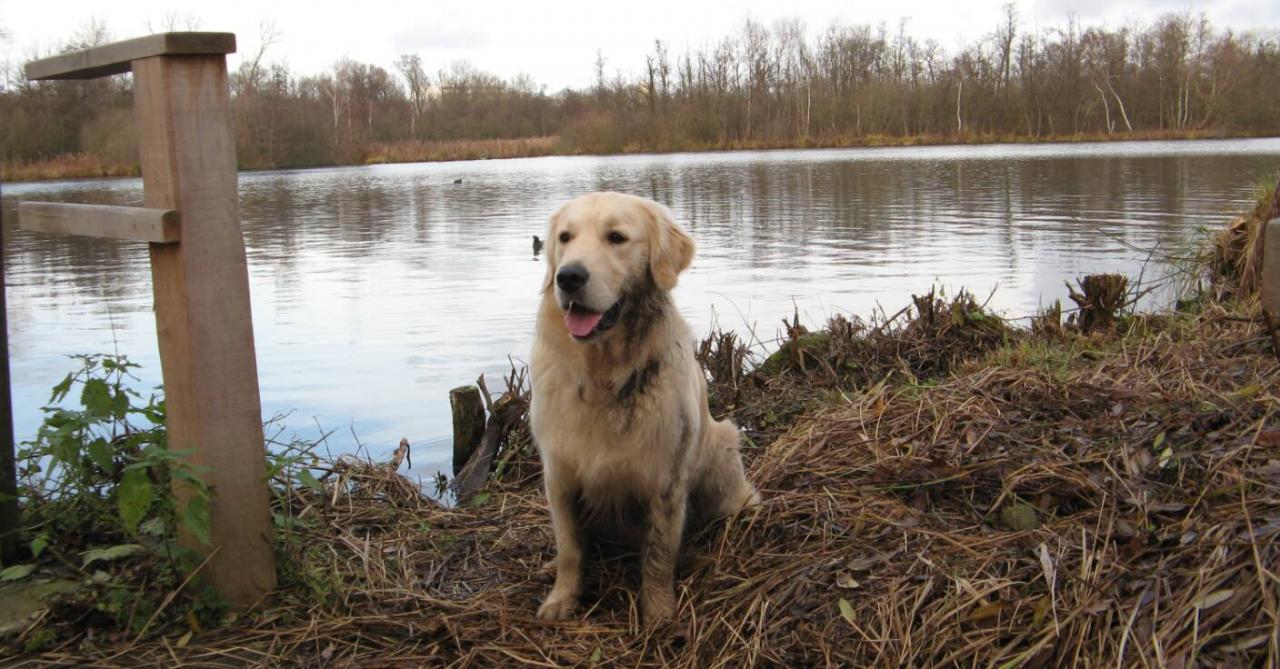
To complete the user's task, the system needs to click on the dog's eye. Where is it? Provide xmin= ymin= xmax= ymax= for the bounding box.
xmin=606 ymin=231 xmax=627 ymax=245
xmin=558 ymin=231 xmax=571 ymax=244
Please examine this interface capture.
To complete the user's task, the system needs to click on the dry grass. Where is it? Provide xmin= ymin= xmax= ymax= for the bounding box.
xmin=0 ymin=154 xmax=138 ymax=183
xmin=701 ymin=287 xmax=1017 ymax=448
xmin=363 ymin=137 xmax=558 ymax=165
xmin=8 ymin=284 xmax=1277 ymax=667
xmin=584 ymin=128 xmax=1247 ymax=156
xmin=1210 ymin=176 xmax=1279 ymax=300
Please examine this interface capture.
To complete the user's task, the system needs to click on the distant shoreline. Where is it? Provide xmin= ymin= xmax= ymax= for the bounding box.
xmin=3 ymin=129 xmax=1273 ymax=185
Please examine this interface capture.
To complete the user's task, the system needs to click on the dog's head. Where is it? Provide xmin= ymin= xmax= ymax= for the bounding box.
xmin=542 ymin=192 xmax=694 ymax=342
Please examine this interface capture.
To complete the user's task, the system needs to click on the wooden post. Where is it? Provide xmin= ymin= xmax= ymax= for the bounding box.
xmin=1263 ymin=219 xmax=1280 ymax=362
xmin=0 ymin=206 xmax=20 ymax=564
xmin=18 ymin=33 xmax=275 ymax=606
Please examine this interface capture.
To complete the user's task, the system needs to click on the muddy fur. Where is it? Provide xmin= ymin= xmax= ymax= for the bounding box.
xmin=529 ymin=192 xmax=760 ymax=624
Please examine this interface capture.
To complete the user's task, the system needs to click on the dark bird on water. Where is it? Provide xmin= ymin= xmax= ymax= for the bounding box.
xmin=532 ymin=235 xmax=543 ymax=255
xmin=453 ymin=178 xmax=463 ymax=184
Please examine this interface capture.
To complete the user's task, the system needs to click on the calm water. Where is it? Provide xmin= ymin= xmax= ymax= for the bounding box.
xmin=3 ymin=139 xmax=1278 ymax=480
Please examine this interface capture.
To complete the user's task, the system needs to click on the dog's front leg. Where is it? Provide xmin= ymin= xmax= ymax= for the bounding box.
xmin=538 ymin=466 xmax=583 ymax=620
xmin=640 ymin=477 xmax=687 ymax=624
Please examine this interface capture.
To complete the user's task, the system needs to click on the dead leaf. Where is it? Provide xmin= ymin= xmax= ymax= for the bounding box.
xmin=1149 ymin=501 xmax=1187 ymax=513
xmin=1038 ymin=543 xmax=1057 ymax=601
xmin=1083 ymin=598 xmax=1113 ymax=615
xmin=1128 ymin=447 xmax=1154 ymax=474
xmin=1222 ymin=634 xmax=1270 ymax=651
xmin=966 ymin=600 xmax=1010 ymax=622
xmin=1256 ymin=431 xmax=1280 ymax=446
xmin=1112 ymin=519 xmax=1138 ymax=540
xmin=1193 ymin=588 xmax=1235 ymax=610
xmin=835 ymin=571 xmax=860 ymax=589
xmin=1000 ymin=503 xmax=1040 ymax=531
xmin=838 ymin=597 xmax=855 ymax=624
xmin=1030 ymin=596 xmax=1051 ymax=628
xmin=847 ymin=553 xmax=890 ymax=571
xmin=175 ymin=630 xmax=193 ymax=648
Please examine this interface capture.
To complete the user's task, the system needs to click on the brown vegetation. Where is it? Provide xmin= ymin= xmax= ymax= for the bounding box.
xmin=2 ymin=12 xmax=1278 ymax=180
xmin=363 ymin=136 xmax=557 ymax=165
xmin=0 ymin=153 xmax=138 ymax=182
xmin=1212 ymin=178 xmax=1280 ymax=300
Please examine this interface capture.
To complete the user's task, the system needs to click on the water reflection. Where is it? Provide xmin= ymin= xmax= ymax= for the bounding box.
xmin=3 ymin=138 xmax=1278 ymax=480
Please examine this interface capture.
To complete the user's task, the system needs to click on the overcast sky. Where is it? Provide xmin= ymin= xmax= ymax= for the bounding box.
xmin=2 ymin=0 xmax=1277 ymax=90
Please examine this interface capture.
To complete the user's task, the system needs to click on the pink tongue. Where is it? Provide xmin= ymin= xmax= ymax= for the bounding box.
xmin=565 ymin=309 xmax=604 ymax=337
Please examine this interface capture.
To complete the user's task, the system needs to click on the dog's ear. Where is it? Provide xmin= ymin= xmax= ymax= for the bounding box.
xmin=542 ymin=207 xmax=565 ymax=294
xmin=645 ymin=200 xmax=695 ymax=291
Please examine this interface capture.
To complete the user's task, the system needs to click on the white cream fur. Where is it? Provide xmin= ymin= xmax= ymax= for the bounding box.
xmin=530 ymin=192 xmax=759 ymax=623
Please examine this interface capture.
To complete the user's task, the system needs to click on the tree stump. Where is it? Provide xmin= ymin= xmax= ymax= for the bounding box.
xmin=449 ymin=386 xmax=485 ymax=476
xmin=450 ymin=388 xmax=525 ymax=498
xmin=1067 ymin=274 xmax=1129 ymax=333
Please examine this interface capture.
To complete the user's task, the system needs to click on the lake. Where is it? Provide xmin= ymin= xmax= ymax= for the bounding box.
xmin=3 ymin=138 xmax=1279 ymax=481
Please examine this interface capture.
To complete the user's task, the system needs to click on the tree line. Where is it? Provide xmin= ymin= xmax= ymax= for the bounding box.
xmin=2 ymin=8 xmax=1277 ymax=171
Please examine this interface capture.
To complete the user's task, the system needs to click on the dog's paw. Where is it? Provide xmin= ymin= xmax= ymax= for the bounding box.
xmin=641 ymin=588 xmax=676 ymax=625
xmin=724 ymin=486 xmax=761 ymax=516
xmin=536 ymin=589 xmax=578 ymax=621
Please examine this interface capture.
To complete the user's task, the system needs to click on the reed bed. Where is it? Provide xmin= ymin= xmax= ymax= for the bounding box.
xmin=362 ymin=137 xmax=558 ymax=165
xmin=0 ymin=154 xmax=138 ymax=183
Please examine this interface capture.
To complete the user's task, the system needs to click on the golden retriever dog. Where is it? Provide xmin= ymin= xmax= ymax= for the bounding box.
xmin=529 ymin=192 xmax=760 ymax=623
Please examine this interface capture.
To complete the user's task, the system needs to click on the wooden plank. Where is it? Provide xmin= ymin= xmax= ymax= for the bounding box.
xmin=25 ymin=32 xmax=235 ymax=80
xmin=133 ymin=53 xmax=275 ymax=607
xmin=18 ymin=202 xmax=179 ymax=243
xmin=1264 ymin=218 xmax=1280 ymax=314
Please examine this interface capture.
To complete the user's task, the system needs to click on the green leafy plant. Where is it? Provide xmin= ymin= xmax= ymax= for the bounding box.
xmin=17 ymin=354 xmax=212 ymax=563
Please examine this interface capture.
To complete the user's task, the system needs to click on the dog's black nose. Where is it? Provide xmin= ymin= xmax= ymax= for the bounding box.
xmin=556 ymin=264 xmax=589 ymax=293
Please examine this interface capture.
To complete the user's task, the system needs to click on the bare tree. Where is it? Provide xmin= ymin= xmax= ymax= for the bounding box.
xmin=145 ymin=11 xmax=203 ymax=34
xmin=5 ymin=12 xmax=1280 ymax=169
xmin=396 ymin=54 xmax=430 ymax=138
xmin=239 ymin=22 xmax=281 ymax=93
